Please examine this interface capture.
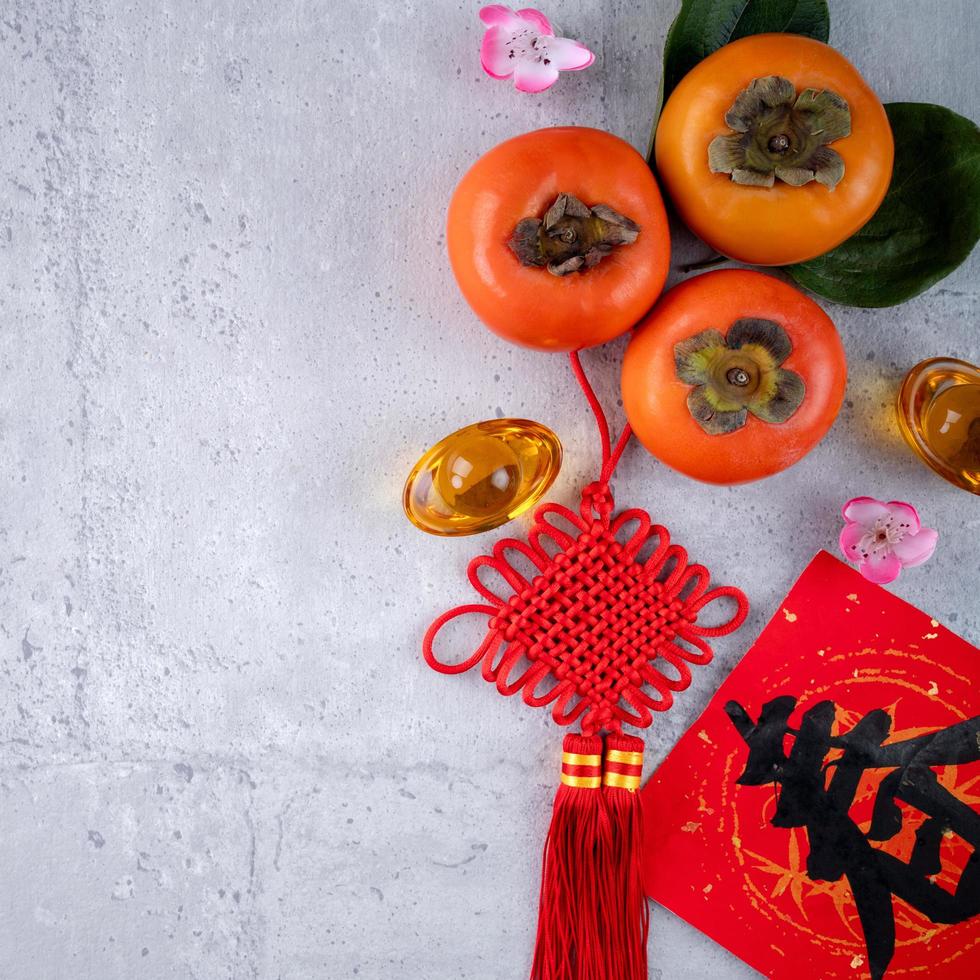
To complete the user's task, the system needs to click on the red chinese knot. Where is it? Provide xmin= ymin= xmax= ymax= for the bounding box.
xmin=424 ymin=478 xmax=748 ymax=735
xmin=419 ymin=351 xmax=748 ymax=980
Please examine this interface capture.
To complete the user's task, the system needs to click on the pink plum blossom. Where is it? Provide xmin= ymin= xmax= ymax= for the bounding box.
xmin=479 ymin=5 xmax=594 ymax=93
xmin=838 ymin=496 xmax=938 ymax=585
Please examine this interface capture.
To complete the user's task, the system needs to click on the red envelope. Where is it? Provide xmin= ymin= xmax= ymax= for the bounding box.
xmin=642 ymin=550 xmax=980 ymax=980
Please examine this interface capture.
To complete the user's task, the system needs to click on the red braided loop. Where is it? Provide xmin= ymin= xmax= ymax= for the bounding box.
xmin=423 ymin=484 xmax=749 ymax=736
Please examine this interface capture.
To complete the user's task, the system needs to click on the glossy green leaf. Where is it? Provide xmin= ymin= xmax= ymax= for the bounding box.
xmin=658 ymin=0 xmax=830 ymax=114
xmin=788 ymin=103 xmax=980 ymax=307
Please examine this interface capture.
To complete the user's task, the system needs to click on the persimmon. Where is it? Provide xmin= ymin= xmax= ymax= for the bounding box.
xmin=447 ymin=127 xmax=671 ymax=351
xmin=621 ymin=269 xmax=846 ymax=484
xmin=655 ymin=34 xmax=893 ymax=266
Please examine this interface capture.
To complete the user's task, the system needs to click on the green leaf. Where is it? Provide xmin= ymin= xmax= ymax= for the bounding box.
xmin=658 ymin=0 xmax=830 ymax=116
xmin=788 ymin=103 xmax=980 ymax=307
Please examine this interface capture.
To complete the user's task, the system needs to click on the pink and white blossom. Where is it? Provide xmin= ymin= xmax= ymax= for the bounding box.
xmin=479 ymin=6 xmax=594 ymax=94
xmin=838 ymin=496 xmax=938 ymax=585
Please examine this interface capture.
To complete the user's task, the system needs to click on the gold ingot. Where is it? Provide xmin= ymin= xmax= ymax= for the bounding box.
xmin=403 ymin=419 xmax=562 ymax=536
xmin=897 ymin=357 xmax=980 ymax=494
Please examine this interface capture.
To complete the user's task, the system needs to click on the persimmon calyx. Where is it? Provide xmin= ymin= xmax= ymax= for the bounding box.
xmin=508 ymin=193 xmax=640 ymax=276
xmin=674 ymin=318 xmax=805 ymax=435
xmin=708 ymin=76 xmax=851 ymax=190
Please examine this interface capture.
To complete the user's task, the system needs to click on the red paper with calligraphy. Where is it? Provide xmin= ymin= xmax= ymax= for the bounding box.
xmin=641 ymin=550 xmax=980 ymax=980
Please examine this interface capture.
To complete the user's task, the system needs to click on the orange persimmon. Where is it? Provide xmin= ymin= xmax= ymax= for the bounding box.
xmin=655 ymin=34 xmax=893 ymax=266
xmin=621 ymin=269 xmax=846 ymax=484
xmin=447 ymin=127 xmax=670 ymax=351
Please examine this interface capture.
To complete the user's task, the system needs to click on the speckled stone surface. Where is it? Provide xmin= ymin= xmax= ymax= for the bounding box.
xmin=1 ymin=2 xmax=977 ymax=978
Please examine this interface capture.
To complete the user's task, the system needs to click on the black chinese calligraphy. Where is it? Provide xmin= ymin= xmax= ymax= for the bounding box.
xmin=724 ymin=696 xmax=980 ymax=980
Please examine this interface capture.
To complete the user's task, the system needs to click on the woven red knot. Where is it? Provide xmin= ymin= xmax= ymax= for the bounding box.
xmin=423 ymin=482 xmax=748 ymax=736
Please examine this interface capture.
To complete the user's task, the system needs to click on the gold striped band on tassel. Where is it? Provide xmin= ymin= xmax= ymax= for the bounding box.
xmin=560 ymin=750 xmax=602 ymax=789
xmin=603 ymin=744 xmax=643 ymax=792
xmin=603 ymin=771 xmax=642 ymax=791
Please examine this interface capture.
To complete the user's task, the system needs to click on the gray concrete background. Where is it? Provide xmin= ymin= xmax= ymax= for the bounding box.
xmin=1 ymin=1 xmax=977 ymax=978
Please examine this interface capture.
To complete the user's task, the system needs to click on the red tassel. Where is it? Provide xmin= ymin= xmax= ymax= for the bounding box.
xmin=531 ymin=733 xmax=608 ymax=980
xmin=600 ymin=734 xmax=648 ymax=980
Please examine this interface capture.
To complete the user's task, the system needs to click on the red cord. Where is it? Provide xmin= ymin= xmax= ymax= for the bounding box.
xmin=568 ymin=349 xmax=633 ymax=486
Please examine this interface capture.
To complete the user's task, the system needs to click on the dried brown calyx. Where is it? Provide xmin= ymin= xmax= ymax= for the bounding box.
xmin=708 ymin=76 xmax=851 ymax=190
xmin=508 ymin=193 xmax=640 ymax=276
